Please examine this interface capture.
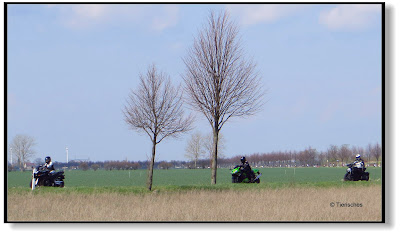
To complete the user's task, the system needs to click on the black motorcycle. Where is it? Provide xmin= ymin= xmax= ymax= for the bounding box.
xmin=30 ymin=165 xmax=65 ymax=190
xmin=344 ymin=162 xmax=369 ymax=181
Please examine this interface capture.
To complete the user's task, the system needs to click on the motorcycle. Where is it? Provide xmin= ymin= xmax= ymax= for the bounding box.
xmin=231 ymin=165 xmax=262 ymax=183
xmin=30 ymin=165 xmax=65 ymax=190
xmin=344 ymin=162 xmax=369 ymax=181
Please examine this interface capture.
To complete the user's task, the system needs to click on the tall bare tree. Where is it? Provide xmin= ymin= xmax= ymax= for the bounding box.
xmin=184 ymin=131 xmax=205 ymax=168
xmin=123 ymin=64 xmax=193 ymax=191
xmin=10 ymin=134 xmax=36 ymax=171
xmin=182 ymin=10 xmax=265 ymax=184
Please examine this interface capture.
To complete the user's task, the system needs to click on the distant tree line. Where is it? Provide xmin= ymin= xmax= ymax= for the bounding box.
xmin=38 ymin=143 xmax=381 ymax=172
xmin=49 ymin=160 xmax=188 ymax=171
xmin=227 ymin=143 xmax=382 ymax=168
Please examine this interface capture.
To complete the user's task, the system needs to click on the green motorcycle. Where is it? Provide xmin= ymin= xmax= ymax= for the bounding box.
xmin=231 ymin=165 xmax=261 ymax=183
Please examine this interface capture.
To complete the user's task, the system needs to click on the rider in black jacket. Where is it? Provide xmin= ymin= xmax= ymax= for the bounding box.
xmin=43 ymin=156 xmax=55 ymax=172
xmin=239 ymin=156 xmax=254 ymax=180
xmin=353 ymin=154 xmax=366 ymax=171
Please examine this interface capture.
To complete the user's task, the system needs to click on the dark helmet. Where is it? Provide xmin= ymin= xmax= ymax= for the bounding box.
xmin=45 ymin=156 xmax=51 ymax=163
xmin=240 ymin=156 xmax=246 ymax=164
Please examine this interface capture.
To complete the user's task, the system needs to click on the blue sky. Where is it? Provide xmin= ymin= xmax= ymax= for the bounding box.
xmin=7 ymin=4 xmax=382 ymax=162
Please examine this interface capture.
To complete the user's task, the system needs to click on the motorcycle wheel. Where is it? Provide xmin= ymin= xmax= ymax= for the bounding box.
xmin=344 ymin=173 xmax=352 ymax=181
xmin=232 ymin=176 xmax=238 ymax=183
xmin=362 ymin=173 xmax=370 ymax=181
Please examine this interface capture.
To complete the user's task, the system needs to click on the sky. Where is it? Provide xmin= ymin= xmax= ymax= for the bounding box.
xmin=6 ymin=3 xmax=382 ymax=163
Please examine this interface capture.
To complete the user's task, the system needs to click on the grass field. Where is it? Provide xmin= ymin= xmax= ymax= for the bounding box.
xmin=7 ymin=167 xmax=382 ymax=188
xmin=7 ymin=167 xmax=383 ymax=222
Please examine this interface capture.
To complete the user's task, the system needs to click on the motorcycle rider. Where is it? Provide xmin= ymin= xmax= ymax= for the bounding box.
xmin=344 ymin=154 xmax=369 ymax=181
xmin=353 ymin=154 xmax=365 ymax=168
xmin=352 ymin=154 xmax=366 ymax=176
xmin=43 ymin=156 xmax=55 ymax=172
xmin=239 ymin=156 xmax=254 ymax=180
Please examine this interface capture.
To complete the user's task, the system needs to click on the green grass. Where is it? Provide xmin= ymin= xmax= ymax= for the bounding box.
xmin=7 ymin=167 xmax=382 ymax=193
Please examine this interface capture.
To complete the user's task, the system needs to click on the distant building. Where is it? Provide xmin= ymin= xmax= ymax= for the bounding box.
xmin=24 ymin=162 xmax=35 ymax=170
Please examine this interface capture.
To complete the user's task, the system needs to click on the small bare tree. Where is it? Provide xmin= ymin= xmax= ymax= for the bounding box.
xmin=366 ymin=143 xmax=375 ymax=165
xmin=338 ymin=144 xmax=352 ymax=166
xmin=327 ymin=145 xmax=339 ymax=164
xmin=123 ymin=64 xmax=193 ymax=191
xmin=300 ymin=147 xmax=317 ymax=166
xmin=10 ymin=134 xmax=36 ymax=171
xmin=158 ymin=161 xmax=173 ymax=170
xmin=79 ymin=162 xmax=90 ymax=171
xmin=182 ymin=10 xmax=265 ymax=184
xmin=91 ymin=164 xmax=100 ymax=171
xmin=184 ymin=131 xmax=205 ymax=168
xmin=371 ymin=143 xmax=382 ymax=165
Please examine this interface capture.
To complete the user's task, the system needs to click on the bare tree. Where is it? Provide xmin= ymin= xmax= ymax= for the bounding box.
xmin=158 ymin=161 xmax=173 ymax=170
xmin=327 ymin=145 xmax=339 ymax=165
xmin=371 ymin=143 xmax=382 ymax=165
xmin=184 ymin=131 xmax=205 ymax=168
xmin=91 ymin=164 xmax=100 ymax=171
xmin=366 ymin=143 xmax=374 ymax=165
xmin=303 ymin=147 xmax=317 ymax=166
xmin=318 ymin=151 xmax=328 ymax=166
xmin=337 ymin=144 xmax=352 ymax=166
xmin=10 ymin=134 xmax=36 ymax=171
xmin=123 ymin=64 xmax=193 ymax=191
xmin=79 ymin=162 xmax=90 ymax=171
xmin=182 ymin=10 xmax=265 ymax=184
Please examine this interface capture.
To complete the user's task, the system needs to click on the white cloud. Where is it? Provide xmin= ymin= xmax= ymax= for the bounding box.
xmin=65 ymin=4 xmax=108 ymax=28
xmin=152 ymin=5 xmax=179 ymax=31
xmin=319 ymin=4 xmax=381 ymax=30
xmin=48 ymin=5 xmax=179 ymax=31
xmin=226 ymin=4 xmax=306 ymax=26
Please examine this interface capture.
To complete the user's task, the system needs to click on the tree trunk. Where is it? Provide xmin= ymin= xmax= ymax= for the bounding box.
xmin=211 ymin=127 xmax=219 ymax=185
xmin=18 ymin=158 xmax=24 ymax=172
xmin=147 ymin=139 xmax=157 ymax=191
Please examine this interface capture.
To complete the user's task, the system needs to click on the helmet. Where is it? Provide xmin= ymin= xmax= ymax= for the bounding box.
xmin=45 ymin=156 xmax=51 ymax=163
xmin=240 ymin=156 xmax=246 ymax=164
xmin=355 ymin=154 xmax=361 ymax=160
